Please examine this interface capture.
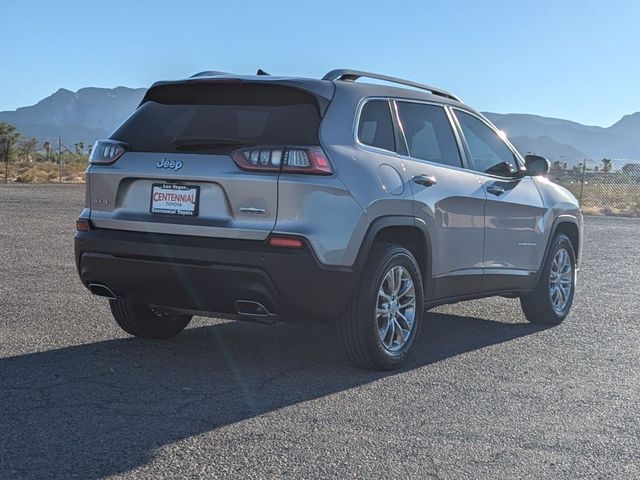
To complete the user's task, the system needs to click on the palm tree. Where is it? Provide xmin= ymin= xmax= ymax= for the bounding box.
xmin=43 ymin=141 xmax=51 ymax=161
xmin=74 ymin=143 xmax=85 ymax=155
xmin=601 ymin=158 xmax=612 ymax=174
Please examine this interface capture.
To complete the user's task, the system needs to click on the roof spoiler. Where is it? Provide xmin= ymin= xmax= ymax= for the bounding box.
xmin=140 ymin=72 xmax=335 ymax=114
xmin=322 ymin=69 xmax=462 ymax=103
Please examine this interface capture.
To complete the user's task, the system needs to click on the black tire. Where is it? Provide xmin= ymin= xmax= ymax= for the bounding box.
xmin=520 ymin=233 xmax=576 ymax=325
xmin=339 ymin=243 xmax=424 ymax=370
xmin=109 ymin=299 xmax=192 ymax=339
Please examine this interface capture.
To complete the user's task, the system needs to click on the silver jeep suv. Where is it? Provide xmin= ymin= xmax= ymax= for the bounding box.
xmin=75 ymin=69 xmax=582 ymax=370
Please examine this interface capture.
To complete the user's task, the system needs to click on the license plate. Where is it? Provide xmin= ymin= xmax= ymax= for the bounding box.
xmin=150 ymin=183 xmax=199 ymax=216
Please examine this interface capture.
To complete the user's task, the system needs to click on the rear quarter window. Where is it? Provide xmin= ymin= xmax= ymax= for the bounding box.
xmin=357 ymin=100 xmax=396 ymax=152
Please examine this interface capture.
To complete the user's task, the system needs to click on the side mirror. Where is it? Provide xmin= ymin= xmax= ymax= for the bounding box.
xmin=524 ymin=155 xmax=551 ymax=177
xmin=524 ymin=155 xmax=550 ymax=176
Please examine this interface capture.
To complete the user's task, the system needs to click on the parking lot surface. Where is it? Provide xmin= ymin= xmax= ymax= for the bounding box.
xmin=1 ymin=184 xmax=638 ymax=479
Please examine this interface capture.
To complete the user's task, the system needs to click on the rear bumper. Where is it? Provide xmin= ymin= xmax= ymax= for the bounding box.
xmin=74 ymin=229 xmax=359 ymax=321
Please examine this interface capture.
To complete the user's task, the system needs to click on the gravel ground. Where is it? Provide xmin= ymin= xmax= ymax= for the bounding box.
xmin=0 ymin=184 xmax=638 ymax=479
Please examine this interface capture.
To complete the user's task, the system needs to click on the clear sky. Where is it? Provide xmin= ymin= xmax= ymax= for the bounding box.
xmin=1 ymin=0 xmax=638 ymax=126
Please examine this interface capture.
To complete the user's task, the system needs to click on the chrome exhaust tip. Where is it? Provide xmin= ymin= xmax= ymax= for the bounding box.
xmin=88 ymin=283 xmax=118 ymax=300
xmin=234 ymin=300 xmax=277 ymax=324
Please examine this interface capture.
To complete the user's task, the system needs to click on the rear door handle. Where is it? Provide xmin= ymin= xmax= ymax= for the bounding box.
xmin=412 ymin=174 xmax=437 ymax=187
xmin=486 ymin=185 xmax=505 ymax=196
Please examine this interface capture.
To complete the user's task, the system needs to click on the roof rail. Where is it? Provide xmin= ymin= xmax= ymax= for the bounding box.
xmin=190 ymin=71 xmax=230 ymax=78
xmin=322 ymin=69 xmax=462 ymax=103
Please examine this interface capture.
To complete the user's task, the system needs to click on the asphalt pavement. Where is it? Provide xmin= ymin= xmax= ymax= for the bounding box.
xmin=0 ymin=184 xmax=638 ymax=479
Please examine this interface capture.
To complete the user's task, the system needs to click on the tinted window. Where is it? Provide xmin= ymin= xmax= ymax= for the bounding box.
xmin=357 ymin=100 xmax=396 ymax=152
xmin=396 ymin=102 xmax=462 ymax=168
xmin=454 ymin=110 xmax=519 ymax=175
xmin=111 ymin=83 xmax=321 ymax=153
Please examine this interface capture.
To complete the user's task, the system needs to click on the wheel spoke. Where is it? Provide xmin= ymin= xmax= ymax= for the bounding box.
xmin=388 ymin=317 xmax=398 ymax=346
xmin=558 ymin=286 xmax=566 ymax=303
xmin=398 ymin=296 xmax=415 ymax=309
xmin=393 ymin=267 xmax=402 ymax=294
xmin=386 ymin=270 xmax=395 ymax=294
xmin=378 ymin=317 xmax=391 ymax=344
xmin=396 ymin=311 xmax=413 ymax=331
xmin=393 ymin=318 xmax=406 ymax=344
xmin=397 ymin=280 xmax=414 ymax=299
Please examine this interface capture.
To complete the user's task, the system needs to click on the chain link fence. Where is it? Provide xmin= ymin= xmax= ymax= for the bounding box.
xmin=4 ymin=150 xmax=640 ymax=217
xmin=546 ymin=158 xmax=640 ymax=217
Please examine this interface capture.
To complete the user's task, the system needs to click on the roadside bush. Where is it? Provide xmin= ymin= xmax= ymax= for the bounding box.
xmin=15 ymin=174 xmax=33 ymax=183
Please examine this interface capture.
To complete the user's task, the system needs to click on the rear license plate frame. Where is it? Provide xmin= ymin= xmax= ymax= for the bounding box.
xmin=150 ymin=183 xmax=200 ymax=217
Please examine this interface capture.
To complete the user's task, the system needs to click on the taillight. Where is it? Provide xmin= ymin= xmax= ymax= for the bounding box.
xmin=232 ymin=146 xmax=332 ymax=175
xmin=89 ymin=140 xmax=127 ymax=165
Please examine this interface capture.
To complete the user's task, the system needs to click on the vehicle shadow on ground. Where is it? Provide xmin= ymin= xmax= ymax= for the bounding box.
xmin=1 ymin=312 xmax=549 ymax=479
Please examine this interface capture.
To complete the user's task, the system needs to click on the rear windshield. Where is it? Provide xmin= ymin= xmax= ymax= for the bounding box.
xmin=110 ymin=83 xmax=322 ymax=153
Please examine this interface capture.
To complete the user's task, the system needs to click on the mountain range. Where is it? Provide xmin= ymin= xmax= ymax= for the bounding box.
xmin=1 ymin=86 xmax=638 ymax=165
xmin=0 ymin=87 xmax=146 ymax=148
xmin=484 ymin=112 xmax=640 ymax=165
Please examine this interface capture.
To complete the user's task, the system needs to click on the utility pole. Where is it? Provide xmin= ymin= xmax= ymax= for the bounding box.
xmin=58 ymin=135 xmax=62 ymax=183
xmin=4 ymin=141 xmax=7 ymax=183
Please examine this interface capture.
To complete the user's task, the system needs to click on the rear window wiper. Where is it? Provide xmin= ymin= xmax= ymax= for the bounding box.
xmin=172 ymin=136 xmax=255 ymax=150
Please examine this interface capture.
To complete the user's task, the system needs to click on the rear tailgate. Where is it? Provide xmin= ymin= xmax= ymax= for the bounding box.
xmin=89 ymin=151 xmax=278 ymax=240
xmin=87 ymin=80 xmax=330 ymax=240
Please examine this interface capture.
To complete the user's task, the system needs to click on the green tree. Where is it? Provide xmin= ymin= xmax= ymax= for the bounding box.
xmin=601 ymin=158 xmax=612 ymax=173
xmin=0 ymin=122 xmax=21 ymax=182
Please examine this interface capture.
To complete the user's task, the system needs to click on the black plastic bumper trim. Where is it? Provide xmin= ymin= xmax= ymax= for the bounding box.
xmin=75 ymin=228 xmax=358 ymax=321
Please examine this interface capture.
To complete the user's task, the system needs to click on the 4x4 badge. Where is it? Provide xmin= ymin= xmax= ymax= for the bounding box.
xmin=156 ymin=158 xmax=183 ymax=171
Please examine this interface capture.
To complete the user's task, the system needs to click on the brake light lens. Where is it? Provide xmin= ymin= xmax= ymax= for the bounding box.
xmin=232 ymin=146 xmax=332 ymax=175
xmin=89 ymin=140 xmax=127 ymax=165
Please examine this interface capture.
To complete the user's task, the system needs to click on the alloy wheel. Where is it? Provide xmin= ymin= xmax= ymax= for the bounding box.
xmin=549 ymin=248 xmax=573 ymax=314
xmin=376 ymin=266 xmax=417 ymax=352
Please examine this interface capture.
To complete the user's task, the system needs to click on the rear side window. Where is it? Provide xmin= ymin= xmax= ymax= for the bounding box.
xmin=110 ymin=83 xmax=322 ymax=153
xmin=454 ymin=110 xmax=519 ymax=175
xmin=357 ymin=100 xmax=396 ymax=152
xmin=396 ymin=102 xmax=462 ymax=168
